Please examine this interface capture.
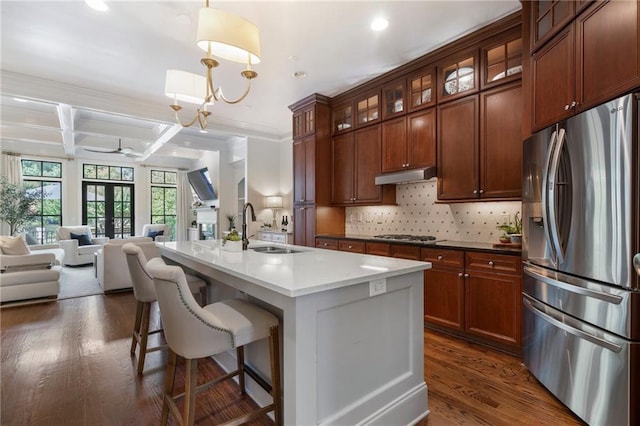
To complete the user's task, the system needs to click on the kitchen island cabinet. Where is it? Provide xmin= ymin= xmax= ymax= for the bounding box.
xmin=158 ymin=240 xmax=431 ymax=426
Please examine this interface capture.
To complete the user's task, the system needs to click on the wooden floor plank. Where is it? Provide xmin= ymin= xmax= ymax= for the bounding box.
xmin=1 ymin=292 xmax=584 ymax=425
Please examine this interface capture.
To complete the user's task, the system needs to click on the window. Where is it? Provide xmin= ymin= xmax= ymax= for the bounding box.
xmin=150 ymin=170 xmax=177 ymax=239
xmin=21 ymin=160 xmax=62 ymax=244
xmin=83 ymin=164 xmax=134 ymax=181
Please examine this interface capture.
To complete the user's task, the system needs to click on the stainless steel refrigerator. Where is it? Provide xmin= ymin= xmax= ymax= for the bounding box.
xmin=522 ymin=93 xmax=640 ymax=425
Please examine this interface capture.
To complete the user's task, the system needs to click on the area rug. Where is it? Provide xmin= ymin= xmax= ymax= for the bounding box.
xmin=57 ymin=265 xmax=104 ymax=300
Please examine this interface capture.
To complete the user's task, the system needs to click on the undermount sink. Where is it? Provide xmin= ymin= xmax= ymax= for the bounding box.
xmin=251 ymin=246 xmax=302 ymax=254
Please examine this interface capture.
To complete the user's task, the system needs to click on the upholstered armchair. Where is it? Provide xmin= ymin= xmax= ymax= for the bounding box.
xmin=141 ymin=224 xmax=171 ymax=242
xmin=96 ymin=237 xmax=154 ymax=292
xmin=0 ymin=235 xmax=63 ymax=303
xmin=56 ymin=225 xmax=109 ymax=266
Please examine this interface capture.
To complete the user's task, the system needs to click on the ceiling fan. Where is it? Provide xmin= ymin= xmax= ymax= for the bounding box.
xmin=82 ymin=138 xmax=144 ymax=157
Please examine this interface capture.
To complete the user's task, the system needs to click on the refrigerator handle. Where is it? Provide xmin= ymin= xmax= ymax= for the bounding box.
xmin=541 ymin=129 xmax=558 ymax=262
xmin=523 ymin=294 xmax=623 ymax=353
xmin=547 ymin=128 xmax=566 ymax=264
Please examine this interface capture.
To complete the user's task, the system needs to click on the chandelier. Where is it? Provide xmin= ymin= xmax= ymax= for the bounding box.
xmin=165 ymin=1 xmax=261 ymax=130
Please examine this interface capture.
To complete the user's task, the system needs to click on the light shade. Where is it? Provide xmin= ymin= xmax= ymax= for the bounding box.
xmin=196 ymin=7 xmax=261 ymax=64
xmin=265 ymin=196 xmax=283 ymax=209
xmin=165 ymin=70 xmax=208 ymax=105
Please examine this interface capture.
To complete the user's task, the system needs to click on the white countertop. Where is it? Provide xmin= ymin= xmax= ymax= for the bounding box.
xmin=158 ymin=239 xmax=431 ymax=298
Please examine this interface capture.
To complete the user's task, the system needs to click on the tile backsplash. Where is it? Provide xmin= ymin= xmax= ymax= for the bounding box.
xmin=345 ymin=181 xmax=521 ymax=244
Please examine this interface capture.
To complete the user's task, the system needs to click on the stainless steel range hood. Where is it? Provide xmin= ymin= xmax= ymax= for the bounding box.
xmin=374 ymin=166 xmax=437 ymax=185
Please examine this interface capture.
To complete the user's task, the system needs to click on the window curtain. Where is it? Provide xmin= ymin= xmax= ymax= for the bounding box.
xmin=0 ymin=153 xmax=23 ymax=235
xmin=1 ymin=152 xmax=22 ymax=183
xmin=176 ymin=170 xmax=192 ymax=241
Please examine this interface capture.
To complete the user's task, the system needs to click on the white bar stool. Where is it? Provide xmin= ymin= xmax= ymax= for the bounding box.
xmin=122 ymin=242 xmax=207 ymax=375
xmin=146 ymin=257 xmax=282 ymax=426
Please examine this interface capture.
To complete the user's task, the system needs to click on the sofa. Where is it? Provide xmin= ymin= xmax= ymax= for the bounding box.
xmin=141 ymin=224 xmax=170 ymax=242
xmin=96 ymin=237 xmax=155 ymax=292
xmin=56 ymin=226 xmax=109 ymax=266
xmin=0 ymin=236 xmax=63 ymax=303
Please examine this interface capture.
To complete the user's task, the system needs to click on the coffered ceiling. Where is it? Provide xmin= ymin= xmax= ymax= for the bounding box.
xmin=0 ymin=1 xmax=521 ymax=167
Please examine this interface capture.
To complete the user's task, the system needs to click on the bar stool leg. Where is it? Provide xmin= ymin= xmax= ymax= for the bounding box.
xmin=184 ymin=358 xmax=198 ymax=426
xmin=136 ymin=302 xmax=151 ymax=375
xmin=161 ymin=349 xmax=178 ymax=426
xmin=269 ymin=324 xmax=283 ymax=426
xmin=236 ymin=346 xmax=245 ymax=395
xmin=130 ymin=301 xmax=143 ymax=355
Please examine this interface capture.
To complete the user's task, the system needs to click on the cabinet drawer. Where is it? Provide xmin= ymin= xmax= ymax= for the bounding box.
xmin=366 ymin=242 xmax=391 ymax=256
xmin=390 ymin=244 xmax=421 ymax=260
xmin=465 ymin=251 xmax=521 ymax=275
xmin=271 ymin=233 xmax=286 ymax=244
xmin=316 ymin=238 xmax=338 ymax=250
xmin=421 ymin=248 xmax=464 ymax=268
xmin=339 ymin=239 xmax=366 ymax=253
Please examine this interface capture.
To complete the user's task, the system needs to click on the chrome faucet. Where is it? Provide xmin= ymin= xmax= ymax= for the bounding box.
xmin=241 ymin=202 xmax=256 ymax=250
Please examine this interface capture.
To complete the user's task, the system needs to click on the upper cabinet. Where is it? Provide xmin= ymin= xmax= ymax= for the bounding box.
xmin=529 ymin=0 xmax=640 ymax=131
xmin=408 ymin=66 xmax=437 ymax=112
xmin=438 ymin=50 xmax=479 ymax=103
xmin=355 ymin=90 xmax=381 ymax=127
xmin=531 ymin=0 xmax=575 ymax=52
xmin=382 ymin=78 xmax=406 ymax=120
xmin=482 ymin=28 xmax=522 ymax=89
xmin=381 ymin=109 xmax=436 ymax=173
xmin=332 ymin=100 xmax=353 ymax=134
xmin=292 ymin=104 xmax=315 ymax=139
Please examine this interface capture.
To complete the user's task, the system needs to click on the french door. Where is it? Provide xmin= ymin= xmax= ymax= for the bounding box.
xmin=82 ymin=182 xmax=134 ymax=239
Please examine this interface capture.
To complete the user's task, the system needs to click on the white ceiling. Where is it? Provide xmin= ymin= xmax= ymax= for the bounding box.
xmin=0 ymin=0 xmax=521 ymax=167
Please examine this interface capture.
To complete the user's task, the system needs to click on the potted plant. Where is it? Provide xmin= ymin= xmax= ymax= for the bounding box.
xmin=497 ymin=212 xmax=522 ymax=244
xmin=0 ymin=177 xmax=40 ymax=236
xmin=221 ymin=229 xmax=242 ymax=251
xmin=226 ymin=214 xmax=237 ymax=231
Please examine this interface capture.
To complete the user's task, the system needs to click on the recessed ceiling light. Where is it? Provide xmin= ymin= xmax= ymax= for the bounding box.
xmin=371 ymin=17 xmax=389 ymax=31
xmin=85 ymin=0 xmax=108 ymax=12
xmin=294 ymin=71 xmax=308 ymax=79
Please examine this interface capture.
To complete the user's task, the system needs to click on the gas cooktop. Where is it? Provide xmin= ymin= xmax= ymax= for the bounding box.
xmin=373 ymin=234 xmax=438 ymax=243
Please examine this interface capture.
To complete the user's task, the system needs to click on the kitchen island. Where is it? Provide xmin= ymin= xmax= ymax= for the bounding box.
xmin=158 ymin=239 xmax=431 ymax=425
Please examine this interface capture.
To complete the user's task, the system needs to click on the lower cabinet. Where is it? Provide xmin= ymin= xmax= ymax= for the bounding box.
xmin=422 ymin=247 xmax=522 ymax=352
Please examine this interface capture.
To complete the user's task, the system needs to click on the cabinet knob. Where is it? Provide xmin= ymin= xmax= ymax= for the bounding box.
xmin=473 ymin=190 xmax=478 ymax=194
xmin=348 ymin=245 xmax=353 ymax=249
xmin=565 ymin=104 xmax=571 ymax=111
xmin=488 ymin=261 xmax=494 ymax=266
xmin=570 ymin=101 xmax=578 ymax=108
xmin=437 ymin=255 xmax=443 ymax=260
xmin=464 ymin=273 xmax=469 ymax=278
xmin=479 ymin=189 xmax=484 ymax=194
xmin=458 ymin=272 xmax=463 ymax=277
xmin=323 ymin=243 xmax=328 ymax=246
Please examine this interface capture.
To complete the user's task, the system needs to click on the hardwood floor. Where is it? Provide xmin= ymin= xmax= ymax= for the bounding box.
xmin=1 ymin=293 xmax=583 ymax=425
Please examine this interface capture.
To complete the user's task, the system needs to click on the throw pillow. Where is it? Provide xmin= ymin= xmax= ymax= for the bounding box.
xmin=146 ymin=230 xmax=164 ymax=241
xmin=70 ymin=232 xmax=93 ymax=246
xmin=0 ymin=235 xmax=31 ymax=255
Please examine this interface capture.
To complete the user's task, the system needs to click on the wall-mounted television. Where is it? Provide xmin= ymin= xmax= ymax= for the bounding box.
xmin=187 ymin=167 xmax=217 ymax=201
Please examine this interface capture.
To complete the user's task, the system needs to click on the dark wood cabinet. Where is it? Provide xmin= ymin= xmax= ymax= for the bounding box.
xmin=355 ymin=90 xmax=381 ymax=128
xmin=331 ymin=124 xmax=395 ymax=205
xmin=290 ymin=94 xmax=345 ymax=247
xmin=390 ymin=244 xmax=420 ymax=260
xmin=531 ymin=0 xmax=575 ymax=52
xmin=316 ymin=237 xmax=338 ymax=250
xmin=438 ymin=82 xmax=522 ymax=201
xmin=437 ymin=95 xmax=479 ymax=200
xmin=464 ymin=251 xmax=522 ymax=348
xmin=408 ymin=66 xmax=436 ymax=112
xmin=482 ymin=28 xmax=523 ymax=89
xmin=292 ymin=136 xmax=316 ymax=204
xmin=381 ymin=108 xmax=436 ymax=173
xmin=480 ymin=82 xmax=523 ymax=199
xmin=382 ymin=78 xmax=406 ymax=120
xmin=422 ymin=248 xmax=465 ymax=330
xmin=422 ymin=247 xmax=522 ymax=352
xmin=366 ymin=241 xmax=390 ymax=256
xmin=338 ymin=239 xmax=366 ymax=253
xmin=530 ymin=0 xmax=640 ymax=131
xmin=332 ymin=99 xmax=353 ymax=134
xmin=438 ymin=50 xmax=479 ymax=103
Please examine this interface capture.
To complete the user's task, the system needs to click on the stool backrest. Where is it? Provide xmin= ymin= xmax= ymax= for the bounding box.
xmin=122 ymin=243 xmax=157 ymax=302
xmin=146 ymin=257 xmax=234 ymax=359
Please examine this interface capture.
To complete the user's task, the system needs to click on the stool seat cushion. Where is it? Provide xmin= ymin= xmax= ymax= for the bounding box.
xmin=204 ymin=298 xmax=279 ymax=348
